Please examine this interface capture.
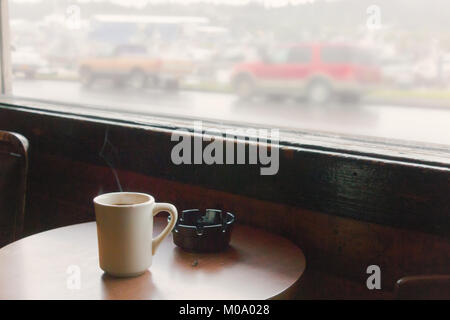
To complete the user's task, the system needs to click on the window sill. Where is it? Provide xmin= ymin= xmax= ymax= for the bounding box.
xmin=0 ymin=95 xmax=449 ymax=168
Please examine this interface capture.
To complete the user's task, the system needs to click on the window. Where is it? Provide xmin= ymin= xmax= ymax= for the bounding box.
xmin=287 ymin=47 xmax=311 ymax=63
xmin=266 ymin=47 xmax=289 ymax=64
xmin=1 ymin=0 xmax=450 ymax=149
xmin=321 ymin=46 xmax=356 ymax=64
xmin=320 ymin=46 xmax=375 ymax=65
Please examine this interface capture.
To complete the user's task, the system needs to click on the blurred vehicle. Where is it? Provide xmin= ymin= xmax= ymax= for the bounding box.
xmin=11 ymin=47 xmax=50 ymax=79
xmin=79 ymin=44 xmax=160 ymax=88
xmin=381 ymin=57 xmax=416 ymax=88
xmin=231 ymin=43 xmax=381 ymax=103
xmin=79 ymin=44 xmax=193 ymax=90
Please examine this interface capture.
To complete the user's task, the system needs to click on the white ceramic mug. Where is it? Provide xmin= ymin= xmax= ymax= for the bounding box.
xmin=93 ymin=192 xmax=178 ymax=277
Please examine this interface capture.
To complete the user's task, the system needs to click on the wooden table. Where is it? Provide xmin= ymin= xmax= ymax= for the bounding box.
xmin=0 ymin=218 xmax=306 ymax=299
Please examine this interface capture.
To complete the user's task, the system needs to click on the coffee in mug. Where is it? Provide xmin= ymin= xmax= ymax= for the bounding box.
xmin=93 ymin=192 xmax=178 ymax=277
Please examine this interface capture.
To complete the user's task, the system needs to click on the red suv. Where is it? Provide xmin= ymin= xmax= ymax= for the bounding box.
xmin=231 ymin=43 xmax=380 ymax=103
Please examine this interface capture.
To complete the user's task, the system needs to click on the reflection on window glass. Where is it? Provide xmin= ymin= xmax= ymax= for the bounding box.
xmin=320 ymin=46 xmax=375 ymax=65
xmin=5 ymin=0 xmax=450 ymax=146
xmin=287 ymin=47 xmax=311 ymax=63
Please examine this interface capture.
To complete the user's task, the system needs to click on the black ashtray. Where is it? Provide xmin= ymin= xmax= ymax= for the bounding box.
xmin=170 ymin=209 xmax=235 ymax=252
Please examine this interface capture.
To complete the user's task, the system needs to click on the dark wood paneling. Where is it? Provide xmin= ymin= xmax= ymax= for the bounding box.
xmin=0 ymin=105 xmax=448 ymax=236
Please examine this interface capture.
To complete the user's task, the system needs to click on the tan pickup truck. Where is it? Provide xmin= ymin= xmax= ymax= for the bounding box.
xmin=79 ymin=44 xmax=193 ymax=90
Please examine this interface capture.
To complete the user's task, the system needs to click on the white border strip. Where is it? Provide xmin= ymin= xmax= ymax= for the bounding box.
xmin=0 ymin=0 xmax=12 ymax=94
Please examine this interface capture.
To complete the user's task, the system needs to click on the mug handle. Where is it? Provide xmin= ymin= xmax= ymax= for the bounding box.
xmin=152 ymin=203 xmax=178 ymax=255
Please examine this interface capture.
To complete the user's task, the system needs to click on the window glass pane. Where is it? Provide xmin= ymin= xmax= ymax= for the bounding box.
xmin=4 ymin=0 xmax=450 ymax=147
xmin=321 ymin=46 xmax=354 ymax=63
xmin=321 ymin=46 xmax=375 ymax=65
xmin=265 ymin=47 xmax=289 ymax=64
xmin=287 ymin=47 xmax=311 ymax=63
